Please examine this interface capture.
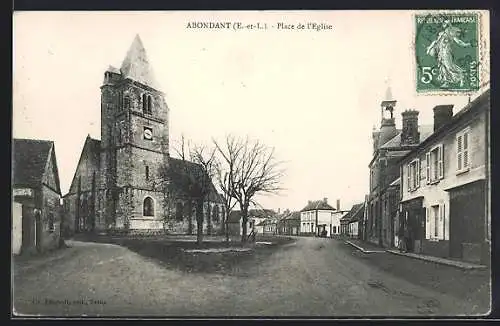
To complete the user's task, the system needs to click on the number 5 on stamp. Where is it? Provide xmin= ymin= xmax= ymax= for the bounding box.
xmin=415 ymin=12 xmax=480 ymax=93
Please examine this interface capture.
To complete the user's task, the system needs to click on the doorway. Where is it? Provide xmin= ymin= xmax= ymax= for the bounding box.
xmin=449 ymin=181 xmax=485 ymax=259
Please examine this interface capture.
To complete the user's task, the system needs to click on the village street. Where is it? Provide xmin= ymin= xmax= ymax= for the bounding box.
xmin=13 ymin=237 xmax=490 ymax=317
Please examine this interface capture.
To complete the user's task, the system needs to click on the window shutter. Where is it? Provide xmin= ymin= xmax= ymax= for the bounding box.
xmin=425 ymin=207 xmax=430 ymax=239
xmin=438 ymin=144 xmax=444 ymax=179
xmin=463 ymin=131 xmax=469 ymax=168
xmin=416 ymin=159 xmax=421 ymax=187
xmin=407 ymin=164 xmax=411 ymax=192
xmin=438 ymin=204 xmax=444 ymax=240
xmin=426 ymin=152 xmax=431 ymax=184
xmin=442 ymin=204 xmax=447 ymax=240
xmin=457 ymin=134 xmax=463 ymax=171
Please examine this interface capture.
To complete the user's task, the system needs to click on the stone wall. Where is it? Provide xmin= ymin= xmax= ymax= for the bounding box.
xmin=39 ymin=185 xmax=61 ymax=253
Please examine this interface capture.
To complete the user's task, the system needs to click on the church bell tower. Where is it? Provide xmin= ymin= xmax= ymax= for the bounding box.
xmin=99 ymin=34 xmax=170 ymax=230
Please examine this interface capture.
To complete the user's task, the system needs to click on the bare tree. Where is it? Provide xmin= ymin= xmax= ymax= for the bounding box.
xmin=214 ymin=135 xmax=284 ymax=243
xmin=173 ymin=135 xmax=217 ymax=245
xmin=213 ymin=135 xmax=242 ymax=242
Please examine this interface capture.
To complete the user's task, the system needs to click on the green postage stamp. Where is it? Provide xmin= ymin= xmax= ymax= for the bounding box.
xmin=415 ymin=12 xmax=480 ymax=93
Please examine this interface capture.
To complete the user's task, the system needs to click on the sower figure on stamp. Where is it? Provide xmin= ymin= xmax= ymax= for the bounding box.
xmin=426 ymin=20 xmax=471 ymax=88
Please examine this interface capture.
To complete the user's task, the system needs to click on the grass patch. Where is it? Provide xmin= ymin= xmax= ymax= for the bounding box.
xmin=72 ymin=233 xmax=294 ymax=275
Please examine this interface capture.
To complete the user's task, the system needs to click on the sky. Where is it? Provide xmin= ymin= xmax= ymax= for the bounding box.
xmin=13 ymin=11 xmax=490 ymax=212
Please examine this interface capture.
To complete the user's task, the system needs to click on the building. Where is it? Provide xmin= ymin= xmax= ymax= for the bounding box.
xmin=366 ymin=86 xmax=434 ymax=248
xmin=277 ymin=211 xmax=301 ymax=236
xmin=300 ymin=198 xmax=346 ymax=237
xmin=340 ymin=203 xmax=365 ymax=238
xmin=399 ymin=89 xmax=490 ymax=264
xmin=62 ymin=35 xmax=223 ymax=235
xmin=227 ymin=209 xmax=275 ymax=236
xmin=12 ymin=139 xmax=62 ymax=255
xmin=260 ymin=218 xmax=277 ymax=235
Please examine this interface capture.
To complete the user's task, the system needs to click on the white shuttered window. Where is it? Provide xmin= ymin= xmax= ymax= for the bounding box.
xmin=457 ymin=128 xmax=470 ymax=173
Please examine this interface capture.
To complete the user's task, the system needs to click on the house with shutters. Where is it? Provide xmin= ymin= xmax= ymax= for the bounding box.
xmin=399 ymin=89 xmax=490 ymax=265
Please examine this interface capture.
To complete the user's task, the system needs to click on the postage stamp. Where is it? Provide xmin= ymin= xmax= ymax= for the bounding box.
xmin=415 ymin=12 xmax=480 ymax=93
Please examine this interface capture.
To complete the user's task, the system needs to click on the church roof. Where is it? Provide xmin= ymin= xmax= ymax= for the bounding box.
xmin=379 ymin=124 xmax=434 ymax=149
xmin=66 ymin=136 xmax=101 ymax=196
xmin=12 ymin=138 xmax=61 ymax=193
xmin=120 ymin=35 xmax=160 ymax=90
xmin=168 ymin=157 xmax=222 ymax=203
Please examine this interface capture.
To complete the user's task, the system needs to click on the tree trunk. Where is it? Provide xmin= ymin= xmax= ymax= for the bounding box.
xmin=241 ymin=216 xmax=247 ymax=243
xmin=225 ymin=214 xmax=230 ymax=242
xmin=206 ymin=201 xmax=212 ymax=235
xmin=196 ymin=199 xmax=204 ymax=246
xmin=241 ymin=205 xmax=249 ymax=243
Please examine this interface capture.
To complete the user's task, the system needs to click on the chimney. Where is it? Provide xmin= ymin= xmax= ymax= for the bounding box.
xmin=401 ymin=109 xmax=420 ymax=145
xmin=323 ymin=197 xmax=328 ymax=204
xmin=433 ymin=105 xmax=454 ymax=132
xmin=336 ymin=199 xmax=340 ymax=211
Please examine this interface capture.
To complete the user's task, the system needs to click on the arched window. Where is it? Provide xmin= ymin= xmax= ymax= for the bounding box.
xmin=176 ymin=202 xmax=184 ymax=221
xmin=143 ymin=197 xmax=154 ymax=216
xmin=212 ymin=205 xmax=219 ymax=222
xmin=142 ymin=94 xmax=152 ymax=114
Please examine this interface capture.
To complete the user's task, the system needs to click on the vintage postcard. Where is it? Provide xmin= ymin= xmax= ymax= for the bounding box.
xmin=12 ymin=10 xmax=491 ymax=318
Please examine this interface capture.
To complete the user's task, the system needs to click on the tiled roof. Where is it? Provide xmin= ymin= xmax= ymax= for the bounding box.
xmin=120 ymin=34 xmax=160 ymax=90
xmin=13 ymin=138 xmax=54 ymax=188
xmin=402 ymin=89 xmax=490 ymax=162
xmin=340 ymin=203 xmax=365 ymax=222
xmin=285 ymin=211 xmax=301 ymax=220
xmin=301 ymin=200 xmax=336 ymax=212
xmin=380 ymin=125 xmax=434 ymax=149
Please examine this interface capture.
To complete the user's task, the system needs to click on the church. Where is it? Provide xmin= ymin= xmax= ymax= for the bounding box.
xmin=62 ymin=35 xmax=224 ymax=235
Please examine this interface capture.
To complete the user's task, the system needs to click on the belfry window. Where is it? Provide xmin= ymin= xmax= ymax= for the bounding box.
xmin=143 ymin=93 xmax=152 ymax=115
xmin=143 ymin=197 xmax=154 ymax=217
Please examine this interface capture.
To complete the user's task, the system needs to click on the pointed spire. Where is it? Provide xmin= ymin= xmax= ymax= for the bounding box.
xmin=120 ymin=34 xmax=160 ymax=90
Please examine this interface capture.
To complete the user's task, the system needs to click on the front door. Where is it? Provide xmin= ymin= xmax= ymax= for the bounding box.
xmin=449 ymin=181 xmax=485 ymax=259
